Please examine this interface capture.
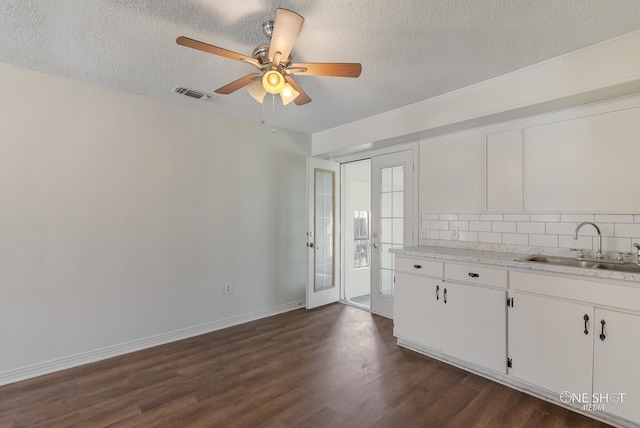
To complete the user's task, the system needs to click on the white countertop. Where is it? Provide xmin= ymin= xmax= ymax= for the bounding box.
xmin=391 ymin=246 xmax=640 ymax=284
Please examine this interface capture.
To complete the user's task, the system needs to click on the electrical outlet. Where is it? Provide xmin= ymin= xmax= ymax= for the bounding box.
xmin=451 ymin=227 xmax=459 ymax=240
xmin=224 ymin=282 xmax=232 ymax=295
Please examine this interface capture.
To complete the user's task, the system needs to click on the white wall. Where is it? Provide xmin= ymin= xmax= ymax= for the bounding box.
xmin=0 ymin=63 xmax=311 ymax=384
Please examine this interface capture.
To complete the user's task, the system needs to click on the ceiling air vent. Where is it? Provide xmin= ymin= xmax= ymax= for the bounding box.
xmin=172 ymin=86 xmax=213 ymax=101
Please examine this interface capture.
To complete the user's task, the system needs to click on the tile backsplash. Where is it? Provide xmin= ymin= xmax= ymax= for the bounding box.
xmin=420 ymin=213 xmax=640 ymax=258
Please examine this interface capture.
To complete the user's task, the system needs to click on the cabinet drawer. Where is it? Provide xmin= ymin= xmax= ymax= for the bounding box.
xmin=444 ymin=263 xmax=507 ymax=288
xmin=395 ymin=256 xmax=443 ymax=277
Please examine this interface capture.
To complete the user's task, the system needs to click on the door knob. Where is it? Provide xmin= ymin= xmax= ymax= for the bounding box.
xmin=372 ymin=243 xmax=378 ymax=249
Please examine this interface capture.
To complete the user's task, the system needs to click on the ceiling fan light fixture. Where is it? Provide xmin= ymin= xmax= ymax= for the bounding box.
xmin=280 ymin=83 xmax=299 ymax=105
xmin=247 ymin=81 xmax=267 ymax=103
xmin=262 ymin=69 xmax=285 ymax=94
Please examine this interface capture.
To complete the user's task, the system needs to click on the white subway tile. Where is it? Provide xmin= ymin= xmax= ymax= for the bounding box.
xmin=492 ymin=222 xmax=517 ymax=233
xmin=440 ymin=230 xmax=452 ymax=240
xmin=635 ymin=215 xmax=640 ymax=223
xmin=422 ymin=214 xmax=439 ymax=221
xmin=529 ymin=234 xmax=559 ymax=248
xmin=426 ymin=230 xmax=440 ymax=239
xmin=517 ymin=222 xmax=545 ymax=234
xmin=458 ymin=231 xmax=479 ymax=242
xmin=450 ymin=221 xmax=469 ymax=231
xmin=595 ymin=214 xmax=634 ymax=223
xmin=561 ymin=214 xmax=594 ymax=223
xmin=479 ymin=232 xmax=502 ymax=243
xmin=459 ymin=214 xmax=480 ymax=221
xmin=503 ymin=233 xmax=528 ymax=245
xmin=504 ymin=214 xmax=530 ymax=222
xmin=430 ymin=220 xmax=449 ymax=230
xmin=480 ymin=214 xmax=503 ymax=221
xmin=615 ymin=223 xmax=640 ymax=237
xmin=546 ymin=222 xmax=578 ymax=235
xmin=439 ymin=214 xmax=459 ymax=221
xmin=469 ymin=221 xmax=492 ymax=232
xmin=530 ymin=214 xmax=560 ymax=222
xmin=602 ymin=236 xmax=632 ymax=253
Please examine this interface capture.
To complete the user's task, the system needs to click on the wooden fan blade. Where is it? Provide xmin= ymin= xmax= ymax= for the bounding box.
xmin=284 ymin=75 xmax=311 ymax=105
xmin=268 ymin=9 xmax=304 ymax=64
xmin=289 ymin=62 xmax=362 ymax=78
xmin=215 ymin=73 xmax=260 ymax=94
xmin=177 ymin=36 xmax=259 ymax=67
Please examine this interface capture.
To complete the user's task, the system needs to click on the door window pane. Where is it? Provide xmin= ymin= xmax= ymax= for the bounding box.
xmin=314 ymin=169 xmax=335 ymax=291
xmin=354 ymin=211 xmax=370 ymax=268
xmin=378 ymin=165 xmax=404 ymax=296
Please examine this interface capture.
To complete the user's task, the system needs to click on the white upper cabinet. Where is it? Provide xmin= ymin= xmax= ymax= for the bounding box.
xmin=486 ymin=129 xmax=523 ymax=212
xmin=523 ymin=106 xmax=640 ymax=213
xmin=417 ymin=94 xmax=640 ymax=214
xmin=419 ymin=129 xmax=483 ymax=214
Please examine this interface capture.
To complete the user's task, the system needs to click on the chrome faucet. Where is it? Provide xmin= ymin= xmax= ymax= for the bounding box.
xmin=634 ymin=243 xmax=640 ymax=265
xmin=573 ymin=222 xmax=603 ymax=260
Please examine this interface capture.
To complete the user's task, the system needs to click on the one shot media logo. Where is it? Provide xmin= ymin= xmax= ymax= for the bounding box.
xmin=559 ymin=391 xmax=626 ymax=412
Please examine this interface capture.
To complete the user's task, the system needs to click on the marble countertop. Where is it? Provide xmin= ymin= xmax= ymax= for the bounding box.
xmin=391 ymin=246 xmax=640 ymax=284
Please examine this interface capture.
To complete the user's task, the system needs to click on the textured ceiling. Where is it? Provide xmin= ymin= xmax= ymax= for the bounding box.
xmin=2 ymin=1 xmax=640 ymax=135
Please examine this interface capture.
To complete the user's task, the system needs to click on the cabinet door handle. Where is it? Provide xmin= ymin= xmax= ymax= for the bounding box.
xmin=599 ymin=319 xmax=606 ymax=341
xmin=436 ymin=284 xmax=439 ymax=300
xmin=583 ymin=314 xmax=589 ymax=335
xmin=468 ymin=272 xmax=480 ymax=278
xmin=413 ymin=264 xmax=422 ymax=269
xmin=443 ymin=288 xmax=447 ymax=304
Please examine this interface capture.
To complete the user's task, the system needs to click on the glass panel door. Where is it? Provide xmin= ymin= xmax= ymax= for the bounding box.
xmin=371 ymin=150 xmax=414 ymax=318
xmin=306 ymin=158 xmax=340 ymax=309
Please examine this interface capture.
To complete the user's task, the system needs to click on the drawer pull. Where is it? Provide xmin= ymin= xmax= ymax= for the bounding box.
xmin=413 ymin=264 xmax=422 ymax=269
xmin=443 ymin=287 xmax=447 ymax=304
xmin=468 ymin=272 xmax=480 ymax=278
xmin=436 ymin=284 xmax=440 ymax=300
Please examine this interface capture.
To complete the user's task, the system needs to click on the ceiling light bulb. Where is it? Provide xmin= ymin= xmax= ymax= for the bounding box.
xmin=280 ymin=83 xmax=299 ymax=106
xmin=262 ymin=70 xmax=285 ymax=94
xmin=247 ymin=81 xmax=267 ymax=103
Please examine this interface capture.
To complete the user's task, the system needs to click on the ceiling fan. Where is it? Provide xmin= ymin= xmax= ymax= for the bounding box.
xmin=176 ymin=8 xmax=362 ymax=106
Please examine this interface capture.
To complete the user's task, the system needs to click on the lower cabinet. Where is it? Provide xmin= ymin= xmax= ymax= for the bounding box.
xmin=394 ymin=272 xmax=443 ymax=350
xmin=441 ymin=281 xmax=507 ymax=373
xmin=509 ymin=292 xmax=594 ymax=395
xmin=509 ymin=271 xmax=640 ymax=425
xmin=592 ymin=308 xmax=640 ymax=423
xmin=394 ymin=257 xmax=507 ymax=373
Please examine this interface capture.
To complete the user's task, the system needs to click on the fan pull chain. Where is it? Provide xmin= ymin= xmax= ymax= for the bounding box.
xmin=272 ymin=94 xmax=276 ymax=134
xmin=260 ymin=98 xmax=265 ymax=124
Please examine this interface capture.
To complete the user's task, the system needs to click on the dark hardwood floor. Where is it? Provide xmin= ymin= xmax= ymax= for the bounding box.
xmin=0 ymin=303 xmax=611 ymax=427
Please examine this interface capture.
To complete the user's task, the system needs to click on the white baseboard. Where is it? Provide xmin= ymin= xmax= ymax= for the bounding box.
xmin=0 ymin=300 xmax=305 ymax=387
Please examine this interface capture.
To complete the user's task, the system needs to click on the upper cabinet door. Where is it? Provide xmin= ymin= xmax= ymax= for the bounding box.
xmin=523 ymin=107 xmax=640 ymax=213
xmin=486 ymin=129 xmax=523 ymax=212
xmin=419 ymin=129 xmax=483 ymax=214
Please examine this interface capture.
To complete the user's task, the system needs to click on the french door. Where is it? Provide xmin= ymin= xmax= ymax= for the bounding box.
xmin=306 ymin=158 xmax=341 ymax=309
xmin=370 ymin=151 xmax=414 ymax=318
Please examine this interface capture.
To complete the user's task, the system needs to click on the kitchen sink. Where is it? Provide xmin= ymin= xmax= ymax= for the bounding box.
xmin=516 ymin=255 xmax=640 ymax=273
xmin=591 ymin=262 xmax=640 ymax=273
xmin=518 ymin=255 xmax=600 ymax=269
